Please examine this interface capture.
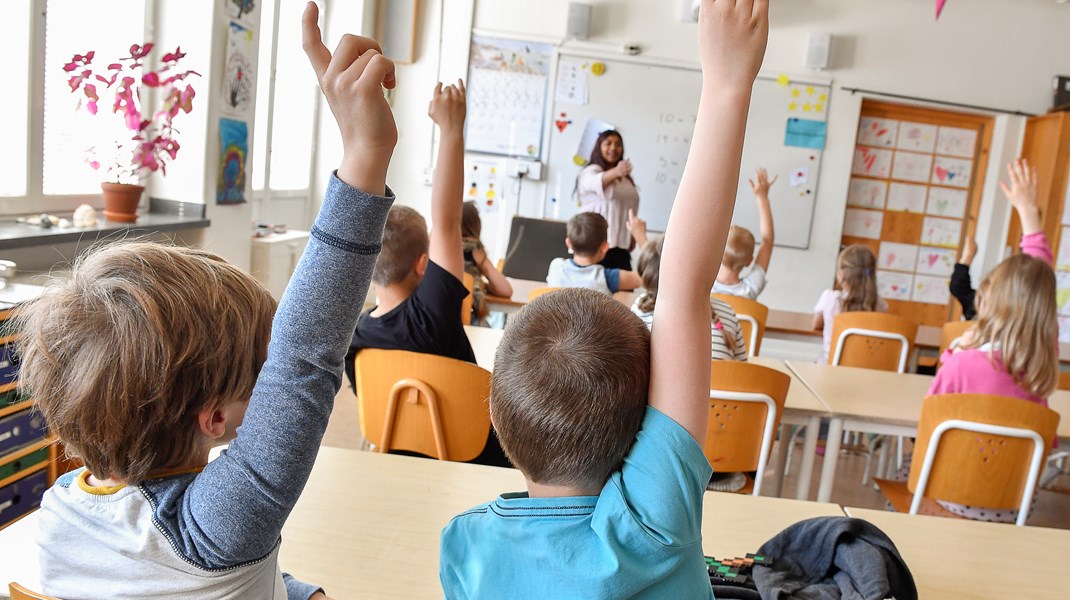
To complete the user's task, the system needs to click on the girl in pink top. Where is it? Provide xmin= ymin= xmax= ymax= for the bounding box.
xmin=917 ymin=159 xmax=1058 ymax=523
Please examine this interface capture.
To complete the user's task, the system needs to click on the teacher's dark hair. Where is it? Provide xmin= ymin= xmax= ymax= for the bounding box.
xmin=587 ymin=130 xmax=635 ymax=185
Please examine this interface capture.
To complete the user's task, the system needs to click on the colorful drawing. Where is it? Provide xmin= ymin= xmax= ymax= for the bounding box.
xmin=936 ymin=126 xmax=978 ymax=158
xmin=229 ymin=0 xmax=255 ymax=20
xmin=892 ymin=151 xmax=934 ymax=183
xmin=466 ymin=36 xmax=553 ymax=156
xmin=913 ymin=275 xmax=951 ymax=305
xmin=879 ymin=242 xmax=919 ymax=272
xmin=932 ymin=156 xmax=972 ymax=188
xmin=857 ymin=117 xmax=899 ymax=148
xmin=920 ymin=216 xmax=962 ymax=248
xmin=790 ymin=167 xmax=810 ymax=188
xmin=847 ymin=178 xmax=887 ymax=209
xmin=926 ymin=187 xmax=968 ymax=219
xmin=915 ymin=247 xmax=956 ymax=277
xmin=1055 ymin=271 xmax=1070 ymax=316
xmin=843 ymin=208 xmax=884 ymax=240
xmin=1058 ymin=316 xmax=1070 ymax=343
xmin=852 ymin=146 xmax=893 ymax=178
xmin=554 ymin=112 xmax=572 ymax=133
xmin=217 ymin=118 xmax=248 ymax=205
xmin=221 ymin=21 xmax=256 ymax=115
xmin=877 ymin=270 xmax=913 ymax=301
xmin=886 ymin=182 xmax=928 ymax=213
xmin=895 ymin=122 xmax=937 ymax=153
xmin=1058 ymin=228 xmax=1070 ymax=272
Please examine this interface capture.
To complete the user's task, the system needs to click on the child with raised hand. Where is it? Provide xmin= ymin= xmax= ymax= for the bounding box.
xmin=439 ymin=1 xmax=768 ymax=597
xmin=20 ymin=5 xmax=395 ymax=598
xmin=813 ymin=245 xmax=887 ymax=364
xmin=461 ymin=200 xmax=512 ymax=323
xmin=713 ymin=167 xmax=777 ymax=299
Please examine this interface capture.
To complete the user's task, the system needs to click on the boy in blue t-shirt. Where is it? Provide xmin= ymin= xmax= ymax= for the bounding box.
xmin=439 ymin=1 xmax=770 ymax=597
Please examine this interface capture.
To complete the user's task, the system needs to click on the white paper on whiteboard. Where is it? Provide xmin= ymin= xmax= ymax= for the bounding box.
xmin=573 ymin=118 xmax=616 ymax=166
xmin=879 ymin=241 xmax=919 ymax=272
xmin=790 ymin=167 xmax=809 ymax=188
xmin=877 ymin=270 xmax=913 ymax=302
xmin=913 ymin=274 xmax=951 ymax=305
xmin=555 ymin=59 xmax=589 ymax=106
xmin=843 ymin=208 xmax=884 ymax=240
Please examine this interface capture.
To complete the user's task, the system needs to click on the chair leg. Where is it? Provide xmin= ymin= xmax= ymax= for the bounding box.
xmin=895 ymin=436 xmax=904 ymax=471
xmin=784 ymin=425 xmax=804 ymax=477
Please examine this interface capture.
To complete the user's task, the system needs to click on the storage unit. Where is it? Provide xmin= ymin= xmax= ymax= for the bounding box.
xmin=250 ymin=230 xmax=311 ymax=300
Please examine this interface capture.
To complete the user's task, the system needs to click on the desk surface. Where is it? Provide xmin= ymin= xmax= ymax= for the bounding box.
xmin=749 ymin=357 xmax=829 ymax=415
xmin=463 ymin=325 xmax=503 ymax=371
xmin=845 ymin=507 xmax=1070 ymax=599
xmin=765 ymin=309 xmax=942 ymax=349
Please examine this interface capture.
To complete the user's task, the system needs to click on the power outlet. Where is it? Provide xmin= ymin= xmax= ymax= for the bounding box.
xmin=506 ymin=159 xmax=543 ymax=181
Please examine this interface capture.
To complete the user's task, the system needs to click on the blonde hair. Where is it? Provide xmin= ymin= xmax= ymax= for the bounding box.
xmin=16 ymin=242 xmax=277 ymax=484
xmin=722 ymin=225 xmax=756 ymax=272
xmin=963 ymin=254 xmax=1058 ymax=398
xmin=837 ymin=245 xmax=880 ymax=312
xmin=635 ymin=239 xmax=738 ymax=355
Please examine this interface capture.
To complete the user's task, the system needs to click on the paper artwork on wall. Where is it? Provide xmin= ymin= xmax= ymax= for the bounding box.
xmin=1057 ymin=227 xmax=1070 ymax=272
xmin=852 ymin=147 xmax=893 ymax=178
xmin=857 ymin=117 xmax=898 ymax=148
xmin=1055 ymin=271 xmax=1070 ymax=316
xmin=895 ymin=122 xmax=938 ymax=153
xmin=913 ymin=274 xmax=951 ymax=305
xmin=843 ymin=208 xmax=884 ymax=240
xmin=886 ymin=182 xmax=928 ymax=213
xmin=920 ymin=216 xmax=962 ymax=249
xmin=466 ymin=36 xmax=553 ymax=157
xmin=217 ymin=118 xmax=248 ymax=205
xmin=847 ymin=178 xmax=887 ymax=209
xmin=228 ymin=0 xmax=255 ymax=22
xmin=1058 ymin=317 xmax=1070 ymax=343
xmin=785 ymin=118 xmax=827 ymax=149
xmin=891 ymin=151 xmax=933 ymax=183
xmin=879 ymin=242 xmax=919 ymax=273
xmin=936 ymin=126 xmax=978 ymax=158
xmin=926 ymin=186 xmax=969 ymax=219
xmin=221 ymin=21 xmax=256 ymax=115
xmin=877 ymin=270 xmax=913 ymax=302
xmin=932 ymin=156 xmax=972 ymax=188
xmin=915 ymin=247 xmax=956 ymax=277
xmin=555 ymin=59 xmax=589 ymax=106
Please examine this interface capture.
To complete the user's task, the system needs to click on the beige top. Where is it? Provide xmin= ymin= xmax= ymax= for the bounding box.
xmin=578 ymin=164 xmax=641 ymax=249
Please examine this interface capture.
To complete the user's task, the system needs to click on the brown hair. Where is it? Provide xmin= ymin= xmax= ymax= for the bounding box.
xmin=722 ymin=225 xmax=756 ymax=273
xmin=567 ymin=212 xmax=609 ymax=256
xmin=635 ymin=239 xmax=738 ymax=355
xmin=587 ymin=130 xmax=634 ymax=184
xmin=836 ymin=245 xmax=880 ymax=313
xmin=491 ymin=288 xmax=650 ymax=488
xmin=16 ymin=242 xmax=276 ymax=485
xmin=963 ymin=254 xmax=1058 ymax=398
xmin=461 ymin=201 xmax=481 ymax=240
xmin=373 ymin=206 xmax=430 ymax=286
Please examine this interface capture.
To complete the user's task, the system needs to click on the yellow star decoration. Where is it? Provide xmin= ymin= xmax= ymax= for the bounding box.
xmin=788 ymin=101 xmax=798 ymax=112
xmin=803 ymin=104 xmax=812 ymax=112
xmin=791 ymin=88 xmax=801 ymax=97
xmin=815 ymin=103 xmax=825 ymax=112
xmin=806 ymin=86 xmax=815 ymax=95
xmin=819 ymin=93 xmax=828 ymax=102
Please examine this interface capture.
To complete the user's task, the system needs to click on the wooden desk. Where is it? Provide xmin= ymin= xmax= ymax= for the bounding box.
xmin=485 ymin=278 xmax=634 ymax=315
xmin=844 ymin=507 xmax=1070 ymax=599
xmin=786 ymin=361 xmax=1070 ymax=503
xmin=463 ymin=325 xmax=503 ymax=371
xmin=765 ymin=309 xmax=942 ymax=349
xmin=0 ymin=448 xmax=845 ymax=598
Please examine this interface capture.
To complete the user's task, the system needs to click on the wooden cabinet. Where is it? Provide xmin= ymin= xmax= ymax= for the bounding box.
xmin=1008 ymin=112 xmax=1070 ymax=256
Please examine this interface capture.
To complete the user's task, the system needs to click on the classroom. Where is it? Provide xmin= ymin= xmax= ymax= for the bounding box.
xmin=1 ymin=0 xmax=1070 ymax=598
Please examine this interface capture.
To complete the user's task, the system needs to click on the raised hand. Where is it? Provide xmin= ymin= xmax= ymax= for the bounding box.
xmin=999 ymin=158 xmax=1041 ymax=236
xmin=428 ymin=80 xmax=467 ymax=135
xmin=748 ymin=167 xmax=778 ymax=198
xmin=302 ymin=2 xmax=396 ymax=193
xmin=698 ymin=0 xmax=769 ymax=89
xmin=626 ymin=208 xmax=648 ymax=246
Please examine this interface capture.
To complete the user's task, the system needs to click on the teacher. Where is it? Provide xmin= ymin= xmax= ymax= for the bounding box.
xmin=576 ymin=130 xmax=640 ymax=270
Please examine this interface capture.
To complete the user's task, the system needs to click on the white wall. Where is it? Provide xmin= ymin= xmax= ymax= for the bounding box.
xmin=312 ymin=0 xmax=1070 ymax=312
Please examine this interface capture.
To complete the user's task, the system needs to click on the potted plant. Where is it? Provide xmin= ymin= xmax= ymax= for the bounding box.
xmin=65 ymin=43 xmax=199 ymax=222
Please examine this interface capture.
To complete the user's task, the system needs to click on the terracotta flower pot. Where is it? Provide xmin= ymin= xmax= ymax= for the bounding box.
xmin=100 ymin=182 xmax=144 ymax=223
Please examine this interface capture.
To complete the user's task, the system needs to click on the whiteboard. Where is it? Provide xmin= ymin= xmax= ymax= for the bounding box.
xmin=544 ymin=54 xmax=830 ymax=249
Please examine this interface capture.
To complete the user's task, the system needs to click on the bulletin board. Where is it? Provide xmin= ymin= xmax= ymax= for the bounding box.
xmin=544 ymin=52 xmax=831 ymax=248
xmin=841 ymin=99 xmax=994 ymax=328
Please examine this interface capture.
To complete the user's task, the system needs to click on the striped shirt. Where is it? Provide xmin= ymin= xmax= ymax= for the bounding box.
xmin=631 ymin=296 xmax=748 ymax=362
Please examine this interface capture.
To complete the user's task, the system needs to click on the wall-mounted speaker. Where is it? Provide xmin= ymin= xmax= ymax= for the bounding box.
xmin=567 ymin=3 xmax=592 ymax=40
xmin=805 ymin=32 xmax=833 ymax=70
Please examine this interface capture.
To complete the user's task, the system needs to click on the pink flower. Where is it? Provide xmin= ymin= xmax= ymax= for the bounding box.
xmin=63 ymin=62 xmax=78 ymax=72
xmin=89 ymin=160 xmax=101 ymax=170
xmin=108 ymin=63 xmax=122 ymax=70
xmin=83 ymin=84 xmax=98 ymax=101
xmin=129 ymin=43 xmax=154 ymax=59
xmin=87 ymin=100 xmax=98 ymax=115
xmin=142 ymin=72 xmax=160 ymax=87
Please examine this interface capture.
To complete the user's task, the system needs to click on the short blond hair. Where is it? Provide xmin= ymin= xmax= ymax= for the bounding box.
xmin=373 ymin=206 xmax=430 ymax=286
xmin=490 ymin=288 xmax=650 ymax=488
xmin=17 ymin=242 xmax=276 ymax=484
xmin=722 ymin=225 xmax=755 ymax=272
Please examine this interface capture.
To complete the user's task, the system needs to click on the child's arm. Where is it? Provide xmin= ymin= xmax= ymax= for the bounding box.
xmin=617 ymin=269 xmax=642 ymax=291
xmin=186 ymin=6 xmax=397 ymax=563
xmin=650 ymin=0 xmax=767 ymax=442
xmin=1002 ymin=158 xmax=1054 ymax=265
xmin=949 ymin=237 xmax=977 ymax=320
xmin=750 ymin=167 xmax=777 ymax=271
xmin=428 ymin=80 xmax=468 ymax=280
xmin=626 ymin=209 xmax=648 ymax=247
xmin=471 ymin=245 xmax=512 ymax=297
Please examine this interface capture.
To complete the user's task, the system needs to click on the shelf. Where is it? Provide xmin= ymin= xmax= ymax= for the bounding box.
xmin=0 ymin=397 xmax=31 ymax=419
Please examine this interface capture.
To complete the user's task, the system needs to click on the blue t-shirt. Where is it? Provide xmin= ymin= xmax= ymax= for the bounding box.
xmin=439 ymin=407 xmax=714 ymax=599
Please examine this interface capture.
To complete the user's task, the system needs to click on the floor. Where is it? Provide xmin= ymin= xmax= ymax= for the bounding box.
xmin=325 ymin=375 xmax=1070 ymax=530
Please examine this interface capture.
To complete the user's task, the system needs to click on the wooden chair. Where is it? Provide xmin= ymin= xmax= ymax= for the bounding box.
xmin=875 ymin=394 xmax=1060 ymax=526
xmin=461 ymin=272 xmax=475 ymax=326
xmin=713 ymin=294 xmax=768 ymax=357
xmin=353 ymin=349 xmax=492 ymax=462
xmin=8 ymin=583 xmax=58 ymax=600
xmin=937 ymin=320 xmax=973 ymax=370
xmin=706 ymin=361 xmax=790 ymax=497
xmin=830 ymin=312 xmax=918 ymax=373
xmin=528 ymin=287 xmax=561 ymax=301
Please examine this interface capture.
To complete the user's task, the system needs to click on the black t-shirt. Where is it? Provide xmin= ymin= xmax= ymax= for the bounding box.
xmin=346 ymin=260 xmax=476 ymax=383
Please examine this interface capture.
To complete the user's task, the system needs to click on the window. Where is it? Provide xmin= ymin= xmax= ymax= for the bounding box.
xmin=0 ymin=1 xmax=32 ymax=198
xmin=252 ymin=0 xmax=319 ymax=204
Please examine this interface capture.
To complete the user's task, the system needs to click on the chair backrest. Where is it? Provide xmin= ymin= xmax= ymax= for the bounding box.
xmin=713 ymin=294 xmax=769 ymax=357
xmin=461 ymin=272 xmax=475 ymax=326
xmin=937 ymin=320 xmax=973 ymax=368
xmin=8 ymin=582 xmax=58 ymax=600
xmin=908 ymin=394 xmax=1060 ymax=526
xmin=830 ymin=311 xmax=918 ymax=373
xmin=353 ymin=349 xmax=492 ymax=462
xmin=1058 ymin=371 xmax=1070 ymax=392
xmin=706 ymin=361 xmax=790 ymax=496
xmin=528 ymin=286 xmax=561 ymax=301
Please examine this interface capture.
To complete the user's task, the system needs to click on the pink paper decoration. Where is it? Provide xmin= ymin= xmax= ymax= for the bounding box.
xmin=936 ymin=0 xmax=947 ymax=19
